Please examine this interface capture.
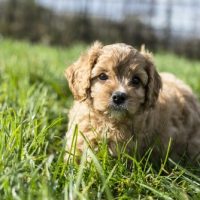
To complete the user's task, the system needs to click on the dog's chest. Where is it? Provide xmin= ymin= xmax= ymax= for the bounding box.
xmin=93 ymin=118 xmax=134 ymax=142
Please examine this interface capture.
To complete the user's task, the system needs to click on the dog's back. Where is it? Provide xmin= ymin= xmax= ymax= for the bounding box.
xmin=153 ymin=73 xmax=200 ymax=160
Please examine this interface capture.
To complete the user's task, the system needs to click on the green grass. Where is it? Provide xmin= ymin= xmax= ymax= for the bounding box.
xmin=0 ymin=38 xmax=200 ymax=200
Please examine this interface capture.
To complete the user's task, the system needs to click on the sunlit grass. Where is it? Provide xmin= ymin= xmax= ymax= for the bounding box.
xmin=0 ymin=38 xmax=200 ymax=199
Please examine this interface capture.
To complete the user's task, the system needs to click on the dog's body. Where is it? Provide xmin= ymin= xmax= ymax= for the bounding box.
xmin=65 ymin=42 xmax=200 ymax=162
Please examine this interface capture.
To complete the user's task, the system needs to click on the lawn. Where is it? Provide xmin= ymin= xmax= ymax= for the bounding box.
xmin=0 ymin=38 xmax=200 ymax=200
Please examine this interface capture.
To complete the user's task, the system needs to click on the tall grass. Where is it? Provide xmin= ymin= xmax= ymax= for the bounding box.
xmin=0 ymin=38 xmax=200 ymax=199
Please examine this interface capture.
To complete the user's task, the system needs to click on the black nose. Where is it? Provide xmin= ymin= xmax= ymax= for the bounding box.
xmin=112 ymin=91 xmax=127 ymax=105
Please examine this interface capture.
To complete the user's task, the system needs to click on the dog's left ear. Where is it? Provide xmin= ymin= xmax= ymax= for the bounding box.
xmin=65 ymin=41 xmax=103 ymax=101
xmin=141 ymin=47 xmax=162 ymax=108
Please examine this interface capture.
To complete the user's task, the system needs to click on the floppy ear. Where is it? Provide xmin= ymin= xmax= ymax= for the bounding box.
xmin=141 ymin=47 xmax=162 ymax=108
xmin=65 ymin=41 xmax=103 ymax=101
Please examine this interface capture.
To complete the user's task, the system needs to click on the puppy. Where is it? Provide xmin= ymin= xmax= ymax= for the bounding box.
xmin=65 ymin=42 xmax=200 ymax=162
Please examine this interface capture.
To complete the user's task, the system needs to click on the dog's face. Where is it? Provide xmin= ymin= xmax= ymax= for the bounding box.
xmin=66 ymin=42 xmax=162 ymax=119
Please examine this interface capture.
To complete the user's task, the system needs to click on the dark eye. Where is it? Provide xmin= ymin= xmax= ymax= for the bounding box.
xmin=99 ymin=73 xmax=108 ymax=80
xmin=131 ymin=76 xmax=141 ymax=86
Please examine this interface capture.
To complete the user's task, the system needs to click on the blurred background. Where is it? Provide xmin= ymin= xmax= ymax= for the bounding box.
xmin=0 ymin=0 xmax=200 ymax=59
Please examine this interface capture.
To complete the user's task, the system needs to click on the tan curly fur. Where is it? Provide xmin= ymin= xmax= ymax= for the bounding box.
xmin=65 ymin=42 xmax=200 ymax=162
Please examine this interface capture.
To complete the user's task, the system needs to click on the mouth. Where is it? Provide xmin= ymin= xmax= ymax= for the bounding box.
xmin=110 ymin=103 xmax=128 ymax=112
xmin=108 ymin=103 xmax=128 ymax=119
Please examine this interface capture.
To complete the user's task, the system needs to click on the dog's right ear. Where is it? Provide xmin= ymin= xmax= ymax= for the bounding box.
xmin=65 ymin=41 xmax=103 ymax=101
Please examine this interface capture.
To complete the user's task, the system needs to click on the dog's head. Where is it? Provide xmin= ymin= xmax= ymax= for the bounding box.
xmin=65 ymin=42 xmax=162 ymax=119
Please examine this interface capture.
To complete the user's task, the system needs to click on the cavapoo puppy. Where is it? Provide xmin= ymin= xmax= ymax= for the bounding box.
xmin=65 ymin=42 xmax=200 ymax=162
